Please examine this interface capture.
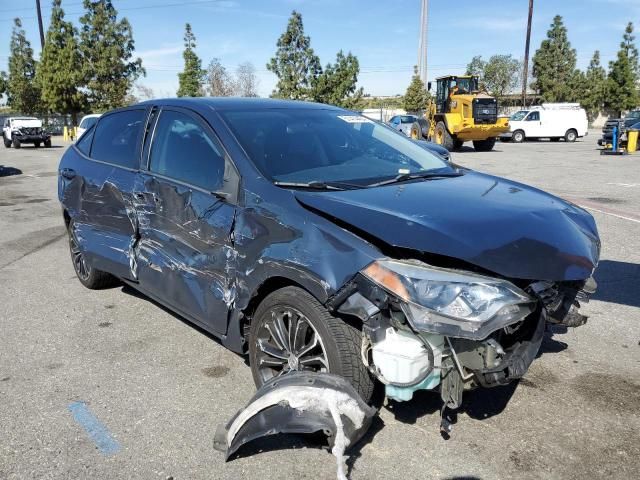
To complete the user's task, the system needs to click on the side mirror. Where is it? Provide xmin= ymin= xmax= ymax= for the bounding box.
xmin=427 ymin=81 xmax=432 ymax=91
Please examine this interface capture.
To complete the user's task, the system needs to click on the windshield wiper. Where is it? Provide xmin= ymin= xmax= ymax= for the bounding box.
xmin=367 ymin=170 xmax=464 ymax=188
xmin=273 ymin=180 xmax=362 ymax=191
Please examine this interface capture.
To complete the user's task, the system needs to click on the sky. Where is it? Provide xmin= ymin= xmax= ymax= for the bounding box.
xmin=1 ymin=0 xmax=640 ymax=99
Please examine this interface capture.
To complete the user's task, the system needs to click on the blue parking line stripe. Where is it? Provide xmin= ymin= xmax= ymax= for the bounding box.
xmin=67 ymin=401 xmax=121 ymax=455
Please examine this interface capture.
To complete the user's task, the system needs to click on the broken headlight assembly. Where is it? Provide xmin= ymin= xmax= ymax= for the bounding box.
xmin=362 ymin=259 xmax=535 ymax=340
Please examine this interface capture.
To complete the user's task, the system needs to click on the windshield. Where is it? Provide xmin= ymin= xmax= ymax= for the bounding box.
xmin=626 ymin=111 xmax=640 ymax=120
xmin=510 ymin=110 xmax=529 ymax=121
xmin=453 ymin=77 xmax=478 ymax=94
xmin=221 ymin=109 xmax=450 ymax=185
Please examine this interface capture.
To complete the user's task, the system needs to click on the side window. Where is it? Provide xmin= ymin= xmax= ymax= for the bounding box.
xmin=149 ymin=110 xmax=225 ymax=192
xmin=91 ymin=110 xmax=144 ymax=168
xmin=76 ymin=127 xmax=94 ymax=155
xmin=526 ymin=111 xmax=540 ymax=121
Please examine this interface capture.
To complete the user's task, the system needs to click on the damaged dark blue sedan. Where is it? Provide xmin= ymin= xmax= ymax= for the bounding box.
xmin=58 ymin=98 xmax=599 ymax=418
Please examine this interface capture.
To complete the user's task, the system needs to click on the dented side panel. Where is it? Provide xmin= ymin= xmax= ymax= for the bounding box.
xmin=133 ymin=173 xmax=236 ymax=334
xmin=59 ymin=147 xmax=139 ymax=281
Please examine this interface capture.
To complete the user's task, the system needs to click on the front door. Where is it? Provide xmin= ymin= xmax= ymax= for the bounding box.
xmin=133 ymin=107 xmax=239 ymax=334
xmin=524 ymin=111 xmax=542 ymax=137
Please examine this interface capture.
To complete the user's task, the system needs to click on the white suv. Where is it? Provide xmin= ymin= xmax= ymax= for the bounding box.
xmin=3 ymin=117 xmax=52 ymax=149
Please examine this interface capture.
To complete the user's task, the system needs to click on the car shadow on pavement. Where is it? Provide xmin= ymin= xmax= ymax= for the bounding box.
xmin=0 ymin=165 xmax=22 ymax=177
xmin=592 ymin=259 xmax=640 ymax=308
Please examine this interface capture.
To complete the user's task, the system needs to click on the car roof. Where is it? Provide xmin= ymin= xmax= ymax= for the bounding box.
xmin=81 ymin=114 xmax=101 ymax=119
xmin=9 ymin=117 xmax=39 ymax=121
xmin=137 ymin=97 xmax=344 ymax=112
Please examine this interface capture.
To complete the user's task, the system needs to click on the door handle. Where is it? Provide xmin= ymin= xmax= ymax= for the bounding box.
xmin=60 ymin=168 xmax=76 ymax=179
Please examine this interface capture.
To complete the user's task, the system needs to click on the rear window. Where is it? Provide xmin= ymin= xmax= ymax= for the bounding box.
xmin=90 ymin=110 xmax=144 ymax=168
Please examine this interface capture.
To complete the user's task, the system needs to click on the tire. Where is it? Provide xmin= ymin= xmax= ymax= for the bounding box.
xmin=67 ymin=220 xmax=119 ymax=289
xmin=410 ymin=118 xmax=429 ymax=140
xmin=565 ymin=129 xmax=577 ymax=142
xmin=34 ymin=142 xmax=41 ymax=148
xmin=512 ymin=130 xmax=525 ymax=143
xmin=44 ymin=138 xmax=52 ymax=148
xmin=433 ymin=121 xmax=455 ymax=151
xmin=453 ymin=139 xmax=464 ymax=150
xmin=473 ymin=138 xmax=497 ymax=152
xmin=249 ymin=286 xmax=376 ymax=403
xmin=3 ymin=136 xmax=11 ymax=148
xmin=12 ymin=138 xmax=21 ymax=149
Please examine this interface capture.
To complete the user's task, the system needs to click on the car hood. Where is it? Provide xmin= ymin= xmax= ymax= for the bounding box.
xmin=295 ymin=171 xmax=600 ymax=281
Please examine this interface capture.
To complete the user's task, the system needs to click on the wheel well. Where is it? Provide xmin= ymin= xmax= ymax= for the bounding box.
xmin=63 ymin=210 xmax=70 ymax=229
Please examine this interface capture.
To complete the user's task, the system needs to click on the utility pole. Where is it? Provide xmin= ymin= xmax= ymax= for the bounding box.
xmin=417 ymin=0 xmax=429 ymax=87
xmin=521 ymin=0 xmax=534 ymax=106
xmin=35 ymin=0 xmax=45 ymax=49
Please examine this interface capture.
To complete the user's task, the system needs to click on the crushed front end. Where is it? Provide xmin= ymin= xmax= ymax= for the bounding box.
xmin=330 ymin=259 xmax=597 ymax=415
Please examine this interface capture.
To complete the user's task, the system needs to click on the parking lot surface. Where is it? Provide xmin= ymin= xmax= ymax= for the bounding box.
xmin=1 ymin=134 xmax=638 ymax=479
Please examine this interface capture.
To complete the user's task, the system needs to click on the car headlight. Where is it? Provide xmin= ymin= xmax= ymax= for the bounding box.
xmin=361 ymin=259 xmax=535 ymax=340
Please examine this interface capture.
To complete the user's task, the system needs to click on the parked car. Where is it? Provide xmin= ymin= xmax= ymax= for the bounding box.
xmin=388 ymin=114 xmax=418 ymax=136
xmin=58 ymin=98 xmax=599 ymax=413
xmin=76 ymin=114 xmax=101 ymax=138
xmin=3 ymin=117 xmax=52 ymax=148
xmin=501 ymin=103 xmax=588 ymax=143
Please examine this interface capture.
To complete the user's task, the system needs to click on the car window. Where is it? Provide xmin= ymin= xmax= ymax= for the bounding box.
xmin=221 ymin=108 xmax=450 ymax=185
xmin=526 ymin=112 xmax=540 ymax=121
xmin=400 ymin=116 xmax=415 ymax=123
xmin=76 ymin=126 xmax=94 ymax=155
xmin=149 ymin=109 xmax=225 ymax=192
xmin=510 ymin=111 xmax=528 ymax=121
xmin=80 ymin=116 xmax=99 ymax=130
xmin=91 ymin=110 xmax=144 ymax=168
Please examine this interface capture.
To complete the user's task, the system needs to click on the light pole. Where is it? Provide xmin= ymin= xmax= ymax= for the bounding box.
xmin=522 ymin=0 xmax=534 ymax=106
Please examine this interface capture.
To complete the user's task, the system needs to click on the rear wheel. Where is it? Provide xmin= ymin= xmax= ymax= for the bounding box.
xmin=473 ymin=138 xmax=497 ymax=152
xmin=410 ymin=118 xmax=429 ymax=140
xmin=512 ymin=130 xmax=525 ymax=143
xmin=565 ymin=129 xmax=577 ymax=142
xmin=249 ymin=286 xmax=376 ymax=403
xmin=44 ymin=138 xmax=52 ymax=148
xmin=453 ymin=139 xmax=464 ymax=150
xmin=433 ymin=121 xmax=455 ymax=151
xmin=68 ymin=221 xmax=119 ymax=289
xmin=12 ymin=138 xmax=21 ymax=149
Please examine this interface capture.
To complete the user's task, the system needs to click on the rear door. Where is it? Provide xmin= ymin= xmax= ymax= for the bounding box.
xmin=133 ymin=106 xmax=239 ymax=334
xmin=62 ymin=107 xmax=147 ymax=280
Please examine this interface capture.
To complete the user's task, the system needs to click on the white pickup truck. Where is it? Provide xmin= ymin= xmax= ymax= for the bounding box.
xmin=3 ymin=117 xmax=52 ymax=149
xmin=501 ymin=103 xmax=588 ymax=143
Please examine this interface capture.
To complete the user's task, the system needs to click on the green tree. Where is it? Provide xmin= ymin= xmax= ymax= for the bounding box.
xmin=36 ymin=0 xmax=86 ymax=122
xmin=267 ymin=10 xmax=321 ymax=99
xmin=403 ymin=66 xmax=429 ymax=112
xmin=312 ymin=50 xmax=363 ymax=108
xmin=177 ymin=23 xmax=205 ymax=97
xmin=606 ymin=22 xmax=640 ymax=116
xmin=79 ymin=0 xmax=144 ymax=110
xmin=579 ymin=51 xmax=607 ymax=121
xmin=0 ymin=71 xmax=7 ymax=96
xmin=235 ymin=62 xmax=259 ymax=97
xmin=483 ymin=54 xmax=521 ymax=99
xmin=532 ymin=15 xmax=577 ymax=102
xmin=466 ymin=55 xmax=486 ymax=82
xmin=7 ymin=18 xmax=40 ymax=114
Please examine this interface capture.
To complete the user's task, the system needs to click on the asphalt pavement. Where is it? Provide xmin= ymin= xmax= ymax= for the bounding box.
xmin=0 ymin=133 xmax=638 ymax=480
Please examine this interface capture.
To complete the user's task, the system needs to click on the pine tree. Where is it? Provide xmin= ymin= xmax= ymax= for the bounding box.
xmin=606 ymin=22 xmax=640 ymax=116
xmin=79 ymin=0 xmax=144 ymax=110
xmin=7 ymin=18 xmax=40 ymax=114
xmin=177 ymin=23 xmax=205 ymax=97
xmin=0 ymin=71 xmax=7 ymax=96
xmin=579 ymin=51 xmax=607 ymax=121
xmin=312 ymin=51 xmax=363 ymax=108
xmin=36 ymin=0 xmax=86 ymax=123
xmin=532 ymin=15 xmax=577 ymax=102
xmin=267 ymin=10 xmax=321 ymax=99
xmin=403 ymin=66 xmax=429 ymax=113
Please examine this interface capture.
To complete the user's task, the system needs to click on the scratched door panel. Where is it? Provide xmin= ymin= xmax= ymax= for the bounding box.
xmin=134 ymin=174 xmax=235 ymax=334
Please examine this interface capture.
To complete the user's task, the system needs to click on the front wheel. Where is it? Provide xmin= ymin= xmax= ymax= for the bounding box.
xmin=3 ymin=136 xmax=11 ymax=148
xmin=12 ymin=138 xmax=21 ymax=149
xmin=249 ymin=286 xmax=376 ymax=403
xmin=565 ymin=129 xmax=577 ymax=142
xmin=512 ymin=130 xmax=525 ymax=143
xmin=473 ymin=138 xmax=497 ymax=152
xmin=433 ymin=121 xmax=455 ymax=151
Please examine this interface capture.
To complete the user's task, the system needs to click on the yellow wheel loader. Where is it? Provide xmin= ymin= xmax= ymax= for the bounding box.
xmin=410 ymin=75 xmax=510 ymax=152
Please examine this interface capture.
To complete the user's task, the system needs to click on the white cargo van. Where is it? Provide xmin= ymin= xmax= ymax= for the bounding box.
xmin=502 ymin=103 xmax=588 ymax=143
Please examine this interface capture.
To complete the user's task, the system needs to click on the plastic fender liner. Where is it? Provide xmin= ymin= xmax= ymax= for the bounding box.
xmin=214 ymin=372 xmax=376 ymax=478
